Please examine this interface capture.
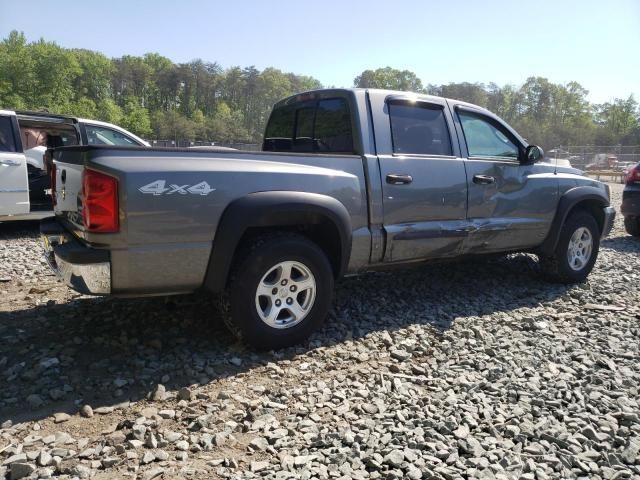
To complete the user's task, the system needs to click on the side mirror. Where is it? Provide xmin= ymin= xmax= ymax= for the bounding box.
xmin=524 ymin=145 xmax=544 ymax=164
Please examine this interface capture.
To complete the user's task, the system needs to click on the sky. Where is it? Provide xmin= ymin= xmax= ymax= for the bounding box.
xmin=1 ymin=0 xmax=638 ymax=104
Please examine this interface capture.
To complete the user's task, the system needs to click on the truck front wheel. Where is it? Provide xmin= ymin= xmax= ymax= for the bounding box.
xmin=540 ymin=210 xmax=600 ymax=283
xmin=221 ymin=233 xmax=334 ymax=350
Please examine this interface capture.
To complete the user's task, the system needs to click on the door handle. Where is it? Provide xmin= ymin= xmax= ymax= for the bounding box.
xmin=0 ymin=159 xmax=21 ymax=166
xmin=473 ymin=174 xmax=495 ymax=185
xmin=386 ymin=174 xmax=413 ymax=185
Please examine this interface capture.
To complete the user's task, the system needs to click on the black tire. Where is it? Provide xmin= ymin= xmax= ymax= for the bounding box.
xmin=624 ymin=216 xmax=640 ymax=237
xmin=540 ymin=210 xmax=600 ymax=283
xmin=220 ymin=232 xmax=334 ymax=350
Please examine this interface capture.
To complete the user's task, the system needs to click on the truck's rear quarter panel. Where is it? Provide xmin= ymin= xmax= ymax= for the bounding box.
xmin=52 ymin=147 xmax=368 ymax=295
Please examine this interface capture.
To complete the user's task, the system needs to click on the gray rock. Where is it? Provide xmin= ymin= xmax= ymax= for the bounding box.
xmin=143 ymin=467 xmax=165 ymax=480
xmin=453 ymin=424 xmax=470 ymax=439
xmin=459 ymin=437 xmax=484 ymax=457
xmin=150 ymin=384 xmax=166 ymax=401
xmin=620 ymin=439 xmax=640 ymax=464
xmin=251 ymin=461 xmax=270 ymax=472
xmin=390 ymin=349 xmax=412 ymax=361
xmin=142 ymin=451 xmax=156 ymax=464
xmin=101 ymin=457 xmax=119 ymax=468
xmin=9 ymin=463 xmax=35 ymax=480
xmin=71 ymin=464 xmax=92 ymax=478
xmin=249 ymin=437 xmax=269 ymax=451
xmin=94 ymin=406 xmax=114 ymax=414
xmin=127 ymin=439 xmax=144 ymax=449
xmin=146 ymin=432 xmax=158 ymax=449
xmin=26 ymin=394 xmax=43 ymax=408
xmin=53 ymin=412 xmax=70 ymax=423
xmin=164 ymin=431 xmax=182 ymax=443
xmin=175 ymin=451 xmax=188 ymax=461
xmin=384 ymin=450 xmax=404 ymax=467
xmin=3 ymin=454 xmax=27 ymax=466
xmin=48 ymin=389 xmax=64 ymax=401
xmin=79 ymin=405 xmax=93 ymax=418
xmin=175 ymin=440 xmax=189 ymax=451
xmin=178 ymin=387 xmax=192 ymax=401
xmin=37 ymin=451 xmax=52 ymax=467
xmin=155 ymin=450 xmax=169 ymax=461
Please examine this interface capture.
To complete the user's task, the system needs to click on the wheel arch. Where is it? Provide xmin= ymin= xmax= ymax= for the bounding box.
xmin=204 ymin=191 xmax=352 ymax=293
xmin=537 ymin=186 xmax=609 ymax=257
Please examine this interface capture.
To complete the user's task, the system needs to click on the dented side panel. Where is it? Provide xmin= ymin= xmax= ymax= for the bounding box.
xmin=463 ymin=161 xmax=559 ymax=252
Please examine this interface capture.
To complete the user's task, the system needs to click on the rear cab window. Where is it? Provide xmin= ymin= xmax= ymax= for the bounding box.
xmin=388 ymin=101 xmax=453 ymax=156
xmin=263 ymin=96 xmax=355 ymax=154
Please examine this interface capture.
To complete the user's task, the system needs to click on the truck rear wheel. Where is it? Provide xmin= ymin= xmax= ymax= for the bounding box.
xmin=624 ymin=216 xmax=640 ymax=237
xmin=540 ymin=210 xmax=600 ymax=283
xmin=221 ymin=233 xmax=334 ymax=350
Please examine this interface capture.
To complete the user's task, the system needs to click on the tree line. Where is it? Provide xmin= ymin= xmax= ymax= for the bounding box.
xmin=355 ymin=67 xmax=640 ymax=150
xmin=1 ymin=31 xmax=638 ymax=150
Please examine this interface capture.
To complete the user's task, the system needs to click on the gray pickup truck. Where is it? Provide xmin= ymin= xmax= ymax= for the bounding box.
xmin=41 ymin=88 xmax=615 ymax=349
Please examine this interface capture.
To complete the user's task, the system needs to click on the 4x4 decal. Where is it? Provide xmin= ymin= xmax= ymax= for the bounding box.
xmin=139 ymin=180 xmax=215 ymax=196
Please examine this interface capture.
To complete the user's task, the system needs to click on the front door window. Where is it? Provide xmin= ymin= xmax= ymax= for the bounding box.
xmin=458 ymin=110 xmax=519 ymax=160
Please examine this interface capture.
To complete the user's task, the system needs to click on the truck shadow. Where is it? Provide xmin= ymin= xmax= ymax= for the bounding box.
xmin=601 ymin=234 xmax=640 ymax=254
xmin=0 ymin=253 xmax=569 ymax=425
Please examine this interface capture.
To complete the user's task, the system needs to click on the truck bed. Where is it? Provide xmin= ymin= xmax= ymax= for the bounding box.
xmin=50 ymin=145 xmax=370 ymax=295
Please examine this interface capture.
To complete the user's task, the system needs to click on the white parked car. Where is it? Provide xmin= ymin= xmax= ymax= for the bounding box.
xmin=0 ymin=110 xmax=149 ymax=221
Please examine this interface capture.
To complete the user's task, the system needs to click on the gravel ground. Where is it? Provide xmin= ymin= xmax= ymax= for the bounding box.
xmin=0 ymin=183 xmax=638 ymax=480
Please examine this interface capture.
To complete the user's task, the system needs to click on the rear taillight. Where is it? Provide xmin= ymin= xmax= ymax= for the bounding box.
xmin=626 ymin=165 xmax=640 ymax=184
xmin=82 ymin=169 xmax=119 ymax=233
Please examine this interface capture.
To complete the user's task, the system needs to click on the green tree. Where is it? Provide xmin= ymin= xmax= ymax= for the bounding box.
xmin=96 ymin=98 xmax=123 ymax=124
xmin=437 ymin=82 xmax=489 ymax=107
xmin=353 ymin=67 xmax=424 ymax=92
xmin=72 ymin=49 xmax=113 ymax=101
xmin=121 ymin=98 xmax=151 ymax=137
xmin=152 ymin=110 xmax=195 ymax=142
xmin=205 ymin=102 xmax=249 ymax=143
xmin=595 ymin=96 xmax=639 ymax=145
xmin=2 ymin=30 xmax=638 ymax=149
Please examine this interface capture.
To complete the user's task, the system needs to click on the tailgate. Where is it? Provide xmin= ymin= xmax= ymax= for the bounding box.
xmin=50 ymin=146 xmax=123 ymax=242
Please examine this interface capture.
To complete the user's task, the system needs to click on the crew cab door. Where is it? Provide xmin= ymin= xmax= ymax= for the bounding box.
xmin=451 ymin=104 xmax=557 ymax=252
xmin=373 ymin=95 xmax=468 ymax=262
xmin=0 ymin=111 xmax=29 ymax=216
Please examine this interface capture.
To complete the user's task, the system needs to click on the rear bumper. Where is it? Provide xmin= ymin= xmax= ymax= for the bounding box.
xmin=603 ymin=206 xmax=616 ymax=237
xmin=40 ymin=218 xmax=111 ymax=295
xmin=621 ymin=187 xmax=640 ymax=217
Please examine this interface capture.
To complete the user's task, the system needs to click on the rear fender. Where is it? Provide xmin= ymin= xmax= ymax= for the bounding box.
xmin=204 ymin=191 xmax=352 ymax=292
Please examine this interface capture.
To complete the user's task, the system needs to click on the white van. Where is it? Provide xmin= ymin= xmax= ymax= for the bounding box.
xmin=0 ymin=110 xmax=149 ymax=221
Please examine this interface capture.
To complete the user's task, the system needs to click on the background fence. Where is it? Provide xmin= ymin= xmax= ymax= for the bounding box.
xmin=552 ymin=145 xmax=640 ymax=170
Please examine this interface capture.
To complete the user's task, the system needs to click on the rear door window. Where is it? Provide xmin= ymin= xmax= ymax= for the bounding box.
xmin=388 ymin=102 xmax=453 ymax=156
xmin=0 ymin=116 xmax=17 ymax=152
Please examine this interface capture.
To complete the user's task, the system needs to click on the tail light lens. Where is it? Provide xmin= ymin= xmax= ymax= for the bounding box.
xmin=626 ymin=165 xmax=640 ymax=184
xmin=82 ymin=169 xmax=119 ymax=233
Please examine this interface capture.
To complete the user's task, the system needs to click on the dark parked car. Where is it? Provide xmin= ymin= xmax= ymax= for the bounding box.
xmin=622 ymin=162 xmax=640 ymax=237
